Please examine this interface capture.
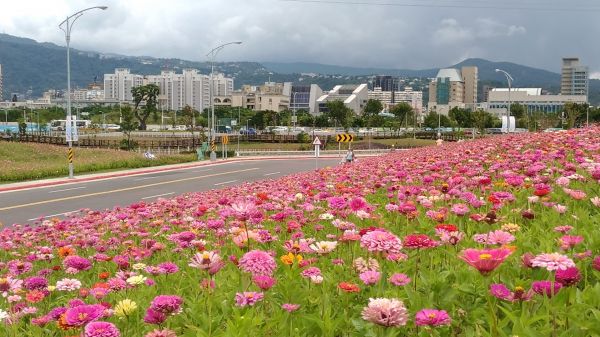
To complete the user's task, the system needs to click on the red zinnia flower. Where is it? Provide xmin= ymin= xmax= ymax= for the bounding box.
xmin=403 ymin=234 xmax=438 ymax=249
xmin=338 ymin=282 xmax=360 ymax=293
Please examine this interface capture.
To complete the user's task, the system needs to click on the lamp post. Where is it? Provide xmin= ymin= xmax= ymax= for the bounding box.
xmin=59 ymin=5 xmax=108 ymax=178
xmin=291 ymin=91 xmax=298 ymax=130
xmin=437 ymin=111 xmax=441 ymax=139
xmin=237 ymin=106 xmax=241 ymax=155
xmin=495 ymin=68 xmax=514 ymax=133
xmin=587 ymin=104 xmax=590 ymax=127
xmin=206 ymin=41 xmax=242 ymax=161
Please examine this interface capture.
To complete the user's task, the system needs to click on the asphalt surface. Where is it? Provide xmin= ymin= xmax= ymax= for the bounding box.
xmin=0 ymin=157 xmax=340 ymax=226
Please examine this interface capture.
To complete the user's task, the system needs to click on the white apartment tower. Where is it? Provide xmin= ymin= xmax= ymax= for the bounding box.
xmin=561 ymin=58 xmax=588 ymax=98
xmin=103 ymin=68 xmax=144 ymax=101
xmin=146 ymin=69 xmax=211 ymax=111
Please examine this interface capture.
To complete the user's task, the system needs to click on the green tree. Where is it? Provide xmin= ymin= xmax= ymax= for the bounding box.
xmin=563 ymin=102 xmax=587 ymax=129
xmin=423 ymin=111 xmax=451 ymax=129
xmin=131 ymin=84 xmax=159 ymax=130
xmin=118 ymin=106 xmax=139 ymax=150
xmin=510 ymin=103 xmax=526 ymax=120
xmin=326 ymin=100 xmax=353 ymax=130
xmin=363 ymin=99 xmax=383 ymax=129
xmin=389 ymin=102 xmax=413 ymax=132
xmin=449 ymin=107 xmax=473 ymax=128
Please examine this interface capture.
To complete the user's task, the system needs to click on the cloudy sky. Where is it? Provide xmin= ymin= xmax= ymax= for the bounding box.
xmin=1 ymin=0 xmax=599 ymax=76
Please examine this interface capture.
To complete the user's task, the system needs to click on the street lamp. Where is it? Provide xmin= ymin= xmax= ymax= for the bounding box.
xmin=206 ymin=41 xmax=242 ymax=161
xmin=291 ymin=91 xmax=298 ymax=130
xmin=59 ymin=5 xmax=108 ymax=178
xmin=495 ymin=68 xmax=514 ymax=133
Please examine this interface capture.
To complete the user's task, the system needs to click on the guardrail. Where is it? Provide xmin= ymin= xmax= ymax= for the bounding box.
xmin=236 ymin=149 xmax=393 ymax=157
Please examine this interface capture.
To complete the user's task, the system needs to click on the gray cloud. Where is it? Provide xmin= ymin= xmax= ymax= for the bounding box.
xmin=0 ymin=0 xmax=598 ymax=74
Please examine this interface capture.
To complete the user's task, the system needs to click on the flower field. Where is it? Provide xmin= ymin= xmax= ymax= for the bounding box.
xmin=1 ymin=128 xmax=600 ymax=337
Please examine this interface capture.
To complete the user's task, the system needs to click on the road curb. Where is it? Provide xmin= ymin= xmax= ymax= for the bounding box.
xmin=0 ymin=155 xmax=349 ymax=193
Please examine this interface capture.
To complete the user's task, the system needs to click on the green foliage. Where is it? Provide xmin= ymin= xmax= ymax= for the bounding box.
xmin=389 ymin=102 xmax=414 ymax=130
xmin=118 ymin=106 xmax=139 ymax=149
xmin=326 ymin=100 xmax=353 ymax=130
xmin=449 ymin=107 xmax=474 ymax=128
xmin=423 ymin=111 xmax=451 ymax=128
xmin=131 ymin=84 xmax=160 ymax=130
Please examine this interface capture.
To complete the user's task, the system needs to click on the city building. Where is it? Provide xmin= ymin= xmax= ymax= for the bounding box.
xmin=290 ymin=84 xmax=323 ymax=114
xmin=0 ymin=64 xmax=3 ymax=101
xmin=229 ymin=82 xmax=292 ymax=112
xmin=487 ymin=88 xmax=587 ymax=115
xmin=316 ymin=84 xmax=369 ymax=114
xmin=368 ymin=87 xmax=423 ymax=115
xmin=428 ymin=66 xmax=479 ymax=114
xmin=103 ymin=68 xmax=144 ymax=101
xmin=146 ymin=69 xmax=211 ymax=112
xmin=561 ymin=57 xmax=588 ymax=98
xmin=372 ymin=75 xmax=399 ymax=92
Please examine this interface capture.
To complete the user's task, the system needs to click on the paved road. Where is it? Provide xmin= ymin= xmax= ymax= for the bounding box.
xmin=0 ymin=158 xmax=340 ymax=226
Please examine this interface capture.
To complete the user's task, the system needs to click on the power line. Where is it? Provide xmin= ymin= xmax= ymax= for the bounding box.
xmin=279 ymin=0 xmax=600 ymax=12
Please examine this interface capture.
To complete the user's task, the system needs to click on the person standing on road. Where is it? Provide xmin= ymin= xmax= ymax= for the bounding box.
xmin=345 ymin=149 xmax=355 ymax=164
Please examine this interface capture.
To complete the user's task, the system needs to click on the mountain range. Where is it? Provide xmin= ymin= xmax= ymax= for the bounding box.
xmin=0 ymin=33 xmax=598 ymax=104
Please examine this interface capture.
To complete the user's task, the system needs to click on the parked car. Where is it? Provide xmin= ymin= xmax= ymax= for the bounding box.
xmin=240 ymin=128 xmax=257 ymax=135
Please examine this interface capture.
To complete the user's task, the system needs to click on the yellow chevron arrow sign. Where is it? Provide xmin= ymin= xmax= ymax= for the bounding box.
xmin=336 ymin=134 xmax=354 ymax=142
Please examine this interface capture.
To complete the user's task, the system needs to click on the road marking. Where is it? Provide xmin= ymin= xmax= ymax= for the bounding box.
xmin=27 ymin=210 xmax=80 ymax=221
xmin=0 ymin=168 xmax=258 ymax=212
xmin=141 ymin=192 xmax=174 ymax=200
xmin=134 ymin=176 xmax=160 ymax=181
xmin=214 ymin=180 xmax=238 ymax=186
xmin=263 ymin=172 xmax=281 ymax=176
xmin=48 ymin=186 xmax=87 ymax=193
xmin=191 ymin=169 xmax=213 ymax=173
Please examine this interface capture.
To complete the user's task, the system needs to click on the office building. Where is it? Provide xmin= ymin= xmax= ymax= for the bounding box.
xmin=228 ymin=82 xmax=292 ymax=112
xmin=290 ymin=84 xmax=323 ymax=114
xmin=428 ymin=66 xmax=479 ymax=114
xmin=103 ymin=68 xmax=144 ymax=102
xmin=316 ymin=84 xmax=369 ymax=114
xmin=487 ymin=88 xmax=587 ymax=115
xmin=561 ymin=58 xmax=588 ymax=98
xmin=373 ymin=75 xmax=399 ymax=92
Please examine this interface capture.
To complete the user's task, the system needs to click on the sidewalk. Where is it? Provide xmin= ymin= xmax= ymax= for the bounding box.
xmin=0 ymin=154 xmax=355 ymax=193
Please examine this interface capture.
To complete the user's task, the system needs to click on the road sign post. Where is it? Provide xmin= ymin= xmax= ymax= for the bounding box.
xmin=335 ymin=133 xmax=353 ymax=158
xmin=312 ymin=136 xmax=321 ymax=170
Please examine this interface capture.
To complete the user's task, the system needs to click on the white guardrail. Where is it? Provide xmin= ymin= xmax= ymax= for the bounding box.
xmin=235 ymin=149 xmax=396 ymax=157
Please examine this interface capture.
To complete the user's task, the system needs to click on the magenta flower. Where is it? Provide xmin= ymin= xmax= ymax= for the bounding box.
xmin=388 ymin=273 xmax=411 ymax=286
xmin=490 ymin=284 xmax=533 ymax=302
xmin=23 ymin=276 xmax=48 ymax=291
xmin=459 ymin=248 xmax=512 ymax=275
xmin=531 ymin=253 xmax=575 ymax=271
xmin=64 ymin=304 xmax=105 ymax=327
xmin=157 ymin=262 xmax=179 ymax=274
xmin=361 ymin=298 xmax=408 ymax=327
xmin=555 ymin=267 xmax=581 ymax=286
xmin=63 ymin=255 xmax=92 ymax=272
xmin=83 ymin=321 xmax=120 ymax=337
xmin=300 ymin=267 xmax=322 ymax=278
xmin=450 ymin=203 xmax=470 ymax=216
xmin=252 ymin=275 xmax=276 ymax=290
xmin=238 ymin=250 xmax=277 ymax=276
xmin=532 ymin=281 xmax=562 ymax=297
xmin=281 ymin=303 xmax=300 ymax=312
xmin=415 ymin=309 xmax=451 ymax=327
xmin=235 ymin=292 xmax=264 ymax=307
xmin=143 ymin=308 xmax=167 ymax=325
xmin=150 ymin=295 xmax=183 ymax=315
xmin=593 ymin=256 xmax=600 ymax=271
xmin=359 ymin=271 xmax=381 ymax=285
xmin=403 ymin=234 xmax=438 ymax=249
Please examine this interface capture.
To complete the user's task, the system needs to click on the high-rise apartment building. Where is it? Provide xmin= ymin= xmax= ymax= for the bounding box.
xmin=368 ymin=87 xmax=423 ymax=115
xmin=461 ymin=66 xmax=478 ymax=108
xmin=561 ymin=58 xmax=588 ymax=98
xmin=103 ymin=68 xmax=144 ymax=101
xmin=373 ymin=75 xmax=399 ymax=92
xmin=146 ymin=69 xmax=211 ymax=112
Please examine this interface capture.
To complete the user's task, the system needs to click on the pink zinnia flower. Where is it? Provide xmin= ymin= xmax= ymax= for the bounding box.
xmin=84 ymin=321 xmax=120 ymax=337
xmin=459 ymin=248 xmax=512 ymax=275
xmin=143 ymin=308 xmax=167 ymax=325
xmin=189 ymin=251 xmax=223 ymax=273
xmin=361 ymin=298 xmax=408 ymax=327
xmin=531 ymin=253 xmax=575 ymax=271
xmin=532 ymin=281 xmax=562 ymax=297
xmin=360 ymin=230 xmax=402 ymax=254
xmin=593 ymin=256 xmax=600 ymax=271
xmin=300 ymin=267 xmax=322 ymax=278
xmin=388 ymin=273 xmax=411 ymax=286
xmin=559 ymin=235 xmax=584 ymax=250
xmin=450 ymin=203 xmax=470 ymax=216
xmin=281 ymin=303 xmax=300 ymax=312
xmin=150 ymin=295 xmax=183 ymax=315
xmin=235 ymin=292 xmax=264 ymax=307
xmin=553 ymin=225 xmax=573 ymax=233
xmin=555 ymin=267 xmax=581 ymax=286
xmin=64 ymin=304 xmax=105 ymax=327
xmin=252 ymin=275 xmax=276 ymax=290
xmin=415 ymin=309 xmax=451 ymax=327
xmin=359 ymin=271 xmax=381 ymax=285
xmin=238 ymin=250 xmax=277 ymax=276
xmin=490 ymin=283 xmax=533 ymax=302
xmin=403 ymin=234 xmax=438 ymax=249
xmin=591 ymin=197 xmax=600 ymax=207
xmin=63 ymin=255 xmax=92 ymax=272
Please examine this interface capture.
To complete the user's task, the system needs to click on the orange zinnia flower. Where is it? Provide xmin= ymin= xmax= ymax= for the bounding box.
xmin=338 ymin=282 xmax=360 ymax=293
xmin=58 ymin=247 xmax=76 ymax=258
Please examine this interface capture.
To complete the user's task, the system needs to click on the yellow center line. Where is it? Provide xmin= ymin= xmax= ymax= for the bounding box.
xmin=0 ymin=168 xmax=258 ymax=212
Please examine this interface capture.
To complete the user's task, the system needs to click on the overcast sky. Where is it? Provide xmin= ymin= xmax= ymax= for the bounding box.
xmin=1 ymin=0 xmax=599 ymax=77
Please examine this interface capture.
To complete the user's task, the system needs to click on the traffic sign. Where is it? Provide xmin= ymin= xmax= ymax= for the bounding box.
xmin=222 ymin=135 xmax=229 ymax=145
xmin=312 ymin=136 xmax=321 ymax=145
xmin=336 ymin=134 xmax=354 ymax=142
